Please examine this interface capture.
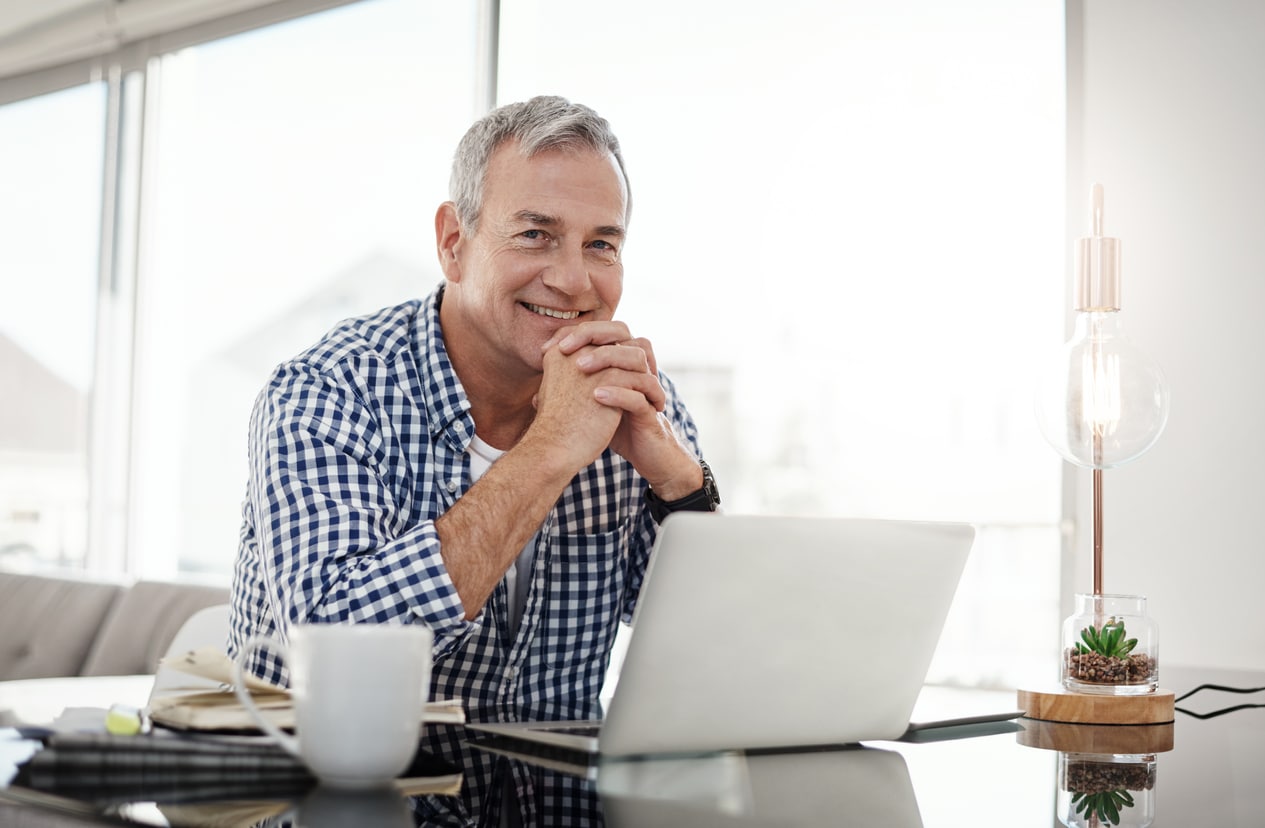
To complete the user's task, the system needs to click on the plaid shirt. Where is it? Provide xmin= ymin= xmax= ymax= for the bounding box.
xmin=229 ymin=284 xmax=703 ymax=823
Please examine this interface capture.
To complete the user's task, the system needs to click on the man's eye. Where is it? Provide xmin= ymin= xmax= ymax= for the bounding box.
xmin=587 ymin=239 xmax=620 ymax=261
xmin=519 ymin=229 xmax=552 ymax=245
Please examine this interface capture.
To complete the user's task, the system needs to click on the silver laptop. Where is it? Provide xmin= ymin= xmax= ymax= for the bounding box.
xmin=468 ymin=513 xmax=977 ymax=757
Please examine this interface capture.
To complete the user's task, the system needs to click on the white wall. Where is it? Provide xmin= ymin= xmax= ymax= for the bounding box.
xmin=1066 ymin=0 xmax=1265 ymax=671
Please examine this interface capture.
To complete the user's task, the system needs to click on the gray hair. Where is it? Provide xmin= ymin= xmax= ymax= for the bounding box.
xmin=449 ymin=95 xmax=631 ymax=231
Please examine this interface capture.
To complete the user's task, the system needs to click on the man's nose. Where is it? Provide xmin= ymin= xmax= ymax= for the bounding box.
xmin=541 ymin=243 xmax=592 ymax=294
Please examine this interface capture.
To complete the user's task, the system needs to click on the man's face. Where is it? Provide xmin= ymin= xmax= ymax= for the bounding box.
xmin=445 ymin=142 xmax=628 ymax=379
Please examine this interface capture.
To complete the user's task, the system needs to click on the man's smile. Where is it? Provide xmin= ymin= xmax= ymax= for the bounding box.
xmin=522 ymin=302 xmax=582 ymax=320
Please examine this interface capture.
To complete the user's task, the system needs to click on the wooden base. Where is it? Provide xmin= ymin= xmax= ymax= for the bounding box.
xmin=1016 ymin=718 xmax=1174 ymax=754
xmin=1017 ymin=685 xmax=1175 ymax=725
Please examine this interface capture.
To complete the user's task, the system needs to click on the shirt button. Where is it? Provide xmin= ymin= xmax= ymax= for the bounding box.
xmin=446 ymin=480 xmax=458 ymax=493
xmin=505 ymin=665 xmax=517 ymax=682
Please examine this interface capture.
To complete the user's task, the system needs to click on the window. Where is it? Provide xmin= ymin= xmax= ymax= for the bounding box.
xmin=128 ymin=0 xmax=479 ymax=577
xmin=0 ymin=83 xmax=104 ymax=571
xmin=500 ymin=0 xmax=1066 ymax=688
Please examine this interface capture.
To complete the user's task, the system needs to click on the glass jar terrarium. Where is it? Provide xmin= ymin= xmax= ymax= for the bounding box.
xmin=1057 ymin=751 xmax=1156 ymax=828
xmin=1062 ymin=593 xmax=1158 ymax=695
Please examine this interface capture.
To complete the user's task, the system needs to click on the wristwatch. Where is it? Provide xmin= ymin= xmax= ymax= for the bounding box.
xmin=644 ymin=460 xmax=721 ymax=523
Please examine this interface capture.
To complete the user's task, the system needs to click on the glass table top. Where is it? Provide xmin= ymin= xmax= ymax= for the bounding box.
xmin=1 ymin=667 xmax=1261 ymax=827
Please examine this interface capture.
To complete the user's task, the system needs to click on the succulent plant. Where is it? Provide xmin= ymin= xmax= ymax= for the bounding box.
xmin=1075 ymin=617 xmax=1138 ymax=659
xmin=1071 ymin=789 xmax=1134 ymax=826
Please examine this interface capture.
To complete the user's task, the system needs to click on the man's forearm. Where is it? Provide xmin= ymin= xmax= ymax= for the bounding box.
xmin=434 ymin=436 xmax=579 ymax=620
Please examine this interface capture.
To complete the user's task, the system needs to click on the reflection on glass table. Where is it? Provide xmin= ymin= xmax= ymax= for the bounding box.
xmin=1017 ymin=718 xmax=1170 ymax=828
xmin=596 ymin=745 xmax=922 ymax=827
xmin=286 ymin=785 xmax=414 ymax=828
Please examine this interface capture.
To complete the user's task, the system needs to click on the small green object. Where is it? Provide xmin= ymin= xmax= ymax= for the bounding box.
xmin=1071 ymin=788 xmax=1135 ymax=826
xmin=1074 ymin=617 xmax=1138 ymax=659
xmin=105 ymin=704 xmax=142 ymax=736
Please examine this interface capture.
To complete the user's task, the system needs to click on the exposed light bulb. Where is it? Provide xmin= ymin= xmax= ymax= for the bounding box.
xmin=1035 ymin=184 xmax=1171 ymax=469
xmin=1036 ymin=310 xmax=1170 ymax=468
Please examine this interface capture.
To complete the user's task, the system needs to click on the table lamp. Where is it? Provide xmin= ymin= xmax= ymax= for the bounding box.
xmin=1023 ymin=183 xmax=1174 ymax=725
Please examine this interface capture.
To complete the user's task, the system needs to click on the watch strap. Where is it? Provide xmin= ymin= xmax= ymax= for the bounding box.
xmin=644 ymin=460 xmax=720 ymax=523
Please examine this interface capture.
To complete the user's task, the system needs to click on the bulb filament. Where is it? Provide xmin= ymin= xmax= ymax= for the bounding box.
xmin=1081 ymin=345 xmax=1121 ymax=437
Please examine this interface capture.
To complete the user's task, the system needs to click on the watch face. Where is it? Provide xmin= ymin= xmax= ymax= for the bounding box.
xmin=700 ymin=461 xmax=720 ymax=508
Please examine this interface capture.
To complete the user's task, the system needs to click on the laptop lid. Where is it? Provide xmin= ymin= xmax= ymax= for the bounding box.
xmin=597 ymin=513 xmax=974 ymax=756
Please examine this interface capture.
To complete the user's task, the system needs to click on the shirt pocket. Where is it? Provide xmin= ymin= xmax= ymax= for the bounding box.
xmin=540 ymin=521 xmax=629 ymax=670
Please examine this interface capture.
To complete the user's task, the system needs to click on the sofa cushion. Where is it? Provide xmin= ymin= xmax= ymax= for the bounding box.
xmin=0 ymin=573 xmax=125 ymax=680
xmin=80 ymin=580 xmax=230 ymax=676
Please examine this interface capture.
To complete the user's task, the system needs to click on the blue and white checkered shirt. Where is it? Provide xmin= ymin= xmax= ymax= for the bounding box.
xmin=229 ymin=283 xmax=703 ymax=820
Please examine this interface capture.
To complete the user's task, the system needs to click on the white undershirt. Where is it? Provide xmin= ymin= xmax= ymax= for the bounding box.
xmin=467 ymin=435 xmax=536 ymax=638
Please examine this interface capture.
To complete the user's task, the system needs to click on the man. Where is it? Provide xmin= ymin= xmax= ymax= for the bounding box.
xmin=228 ymin=96 xmax=717 ymax=819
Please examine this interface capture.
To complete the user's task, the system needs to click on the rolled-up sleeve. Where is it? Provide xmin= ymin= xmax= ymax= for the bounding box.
xmin=229 ymin=303 xmax=488 ymax=687
xmin=255 ymin=361 xmax=472 ymax=648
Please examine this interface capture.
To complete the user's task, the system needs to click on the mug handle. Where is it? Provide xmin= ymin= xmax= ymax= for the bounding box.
xmin=232 ymin=634 xmax=301 ymax=759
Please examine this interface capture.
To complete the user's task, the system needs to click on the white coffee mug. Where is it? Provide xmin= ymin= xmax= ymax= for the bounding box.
xmin=232 ymin=623 xmax=434 ymax=789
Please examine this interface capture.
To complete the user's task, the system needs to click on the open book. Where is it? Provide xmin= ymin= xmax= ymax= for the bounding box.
xmin=148 ymin=646 xmax=464 ymax=733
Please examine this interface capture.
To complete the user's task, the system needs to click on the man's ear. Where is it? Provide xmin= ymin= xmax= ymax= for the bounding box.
xmin=435 ymin=202 xmax=465 ymax=282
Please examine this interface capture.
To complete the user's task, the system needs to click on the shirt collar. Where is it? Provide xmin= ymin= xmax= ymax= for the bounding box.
xmin=415 ymin=282 xmax=474 ymax=447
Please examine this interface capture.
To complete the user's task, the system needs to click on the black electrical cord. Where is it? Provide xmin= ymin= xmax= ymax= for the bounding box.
xmin=1173 ymin=684 xmax=1265 ymax=720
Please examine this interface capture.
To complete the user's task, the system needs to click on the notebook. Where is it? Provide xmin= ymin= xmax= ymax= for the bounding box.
xmin=467 ymin=513 xmax=978 ymax=757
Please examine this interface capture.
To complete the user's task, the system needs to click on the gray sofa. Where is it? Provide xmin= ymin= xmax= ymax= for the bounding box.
xmin=0 ymin=571 xmax=229 ymax=681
